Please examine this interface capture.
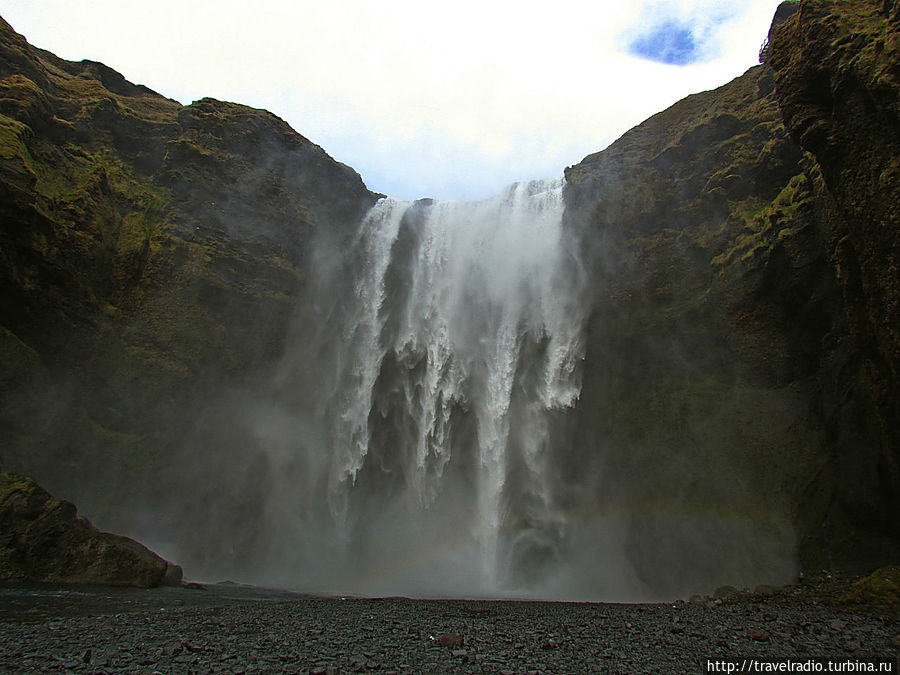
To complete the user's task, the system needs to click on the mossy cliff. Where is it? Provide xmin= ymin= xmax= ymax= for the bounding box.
xmin=770 ymin=0 xmax=900 ymax=561
xmin=0 ymin=14 xmax=377 ymax=569
xmin=563 ymin=0 xmax=898 ymax=585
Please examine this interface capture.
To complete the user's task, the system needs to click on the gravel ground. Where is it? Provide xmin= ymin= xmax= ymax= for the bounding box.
xmin=0 ymin=575 xmax=897 ymax=674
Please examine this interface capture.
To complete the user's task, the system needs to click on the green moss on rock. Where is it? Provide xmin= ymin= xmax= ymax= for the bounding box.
xmin=839 ymin=566 xmax=900 ymax=607
xmin=0 ymin=114 xmax=30 ymax=160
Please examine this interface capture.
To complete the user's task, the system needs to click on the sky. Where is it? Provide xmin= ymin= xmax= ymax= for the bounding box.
xmin=1 ymin=0 xmax=785 ymax=201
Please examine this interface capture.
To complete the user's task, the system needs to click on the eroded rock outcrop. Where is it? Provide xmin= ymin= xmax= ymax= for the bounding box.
xmin=0 ymin=470 xmax=181 ymax=586
xmin=563 ymin=63 xmax=836 ymax=591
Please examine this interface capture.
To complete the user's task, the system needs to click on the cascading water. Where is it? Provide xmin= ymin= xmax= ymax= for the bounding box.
xmin=289 ymin=178 xmax=590 ymax=597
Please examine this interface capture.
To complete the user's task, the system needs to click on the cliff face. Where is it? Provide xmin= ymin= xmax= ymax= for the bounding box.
xmin=563 ymin=0 xmax=899 ymax=579
xmin=563 ymin=65 xmax=836 ymax=589
xmin=770 ymin=0 xmax=900 ymax=554
xmin=0 ymin=16 xmax=377 ymax=559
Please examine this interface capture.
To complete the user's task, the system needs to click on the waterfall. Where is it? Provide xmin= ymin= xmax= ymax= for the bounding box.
xmin=294 ymin=178 xmax=589 ymax=597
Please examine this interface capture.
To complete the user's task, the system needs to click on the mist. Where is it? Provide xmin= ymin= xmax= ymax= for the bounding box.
xmin=257 ymin=178 xmax=590 ymax=597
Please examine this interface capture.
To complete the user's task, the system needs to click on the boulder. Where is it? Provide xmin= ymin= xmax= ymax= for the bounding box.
xmin=839 ymin=566 xmax=900 ymax=607
xmin=0 ymin=470 xmax=180 ymax=587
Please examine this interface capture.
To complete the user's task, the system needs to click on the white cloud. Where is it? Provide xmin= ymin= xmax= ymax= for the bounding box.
xmin=1 ymin=0 xmax=784 ymax=200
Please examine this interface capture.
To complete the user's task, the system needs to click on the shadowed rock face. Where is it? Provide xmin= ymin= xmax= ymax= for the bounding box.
xmin=562 ymin=0 xmax=899 ymax=581
xmin=0 ymin=471 xmax=181 ymax=586
xmin=0 ymin=13 xmax=377 ymax=568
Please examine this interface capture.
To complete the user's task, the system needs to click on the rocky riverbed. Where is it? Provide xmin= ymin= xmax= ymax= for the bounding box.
xmin=0 ymin=574 xmax=897 ymax=674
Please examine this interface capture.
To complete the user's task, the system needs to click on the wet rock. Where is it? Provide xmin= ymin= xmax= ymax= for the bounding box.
xmin=162 ymin=640 xmax=183 ymax=657
xmin=349 ymin=653 xmax=378 ymax=671
xmin=0 ymin=589 xmax=894 ymax=675
xmin=436 ymin=633 xmax=463 ymax=648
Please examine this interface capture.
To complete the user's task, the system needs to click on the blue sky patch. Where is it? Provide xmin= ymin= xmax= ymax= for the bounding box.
xmin=627 ymin=20 xmax=700 ymax=65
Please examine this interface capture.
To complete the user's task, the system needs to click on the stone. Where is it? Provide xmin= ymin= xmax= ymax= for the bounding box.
xmin=436 ymin=633 xmax=463 ymax=648
xmin=0 ymin=471 xmax=182 ymax=588
xmin=747 ymin=629 xmax=770 ymax=642
xmin=712 ymin=586 xmax=739 ymax=600
xmin=162 ymin=641 xmax=183 ymax=657
xmin=162 ymin=563 xmax=184 ymax=587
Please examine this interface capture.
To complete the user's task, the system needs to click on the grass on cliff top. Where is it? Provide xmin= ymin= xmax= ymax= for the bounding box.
xmin=38 ymin=56 xmax=180 ymax=126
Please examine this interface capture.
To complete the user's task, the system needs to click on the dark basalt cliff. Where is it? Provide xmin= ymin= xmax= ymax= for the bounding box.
xmin=563 ymin=64 xmax=831 ymax=590
xmin=771 ymin=0 xmax=900 ymax=557
xmin=563 ymin=0 xmax=898 ymax=580
xmin=0 ymin=13 xmax=377 ymax=566
xmin=0 ymin=0 xmax=897 ymax=589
